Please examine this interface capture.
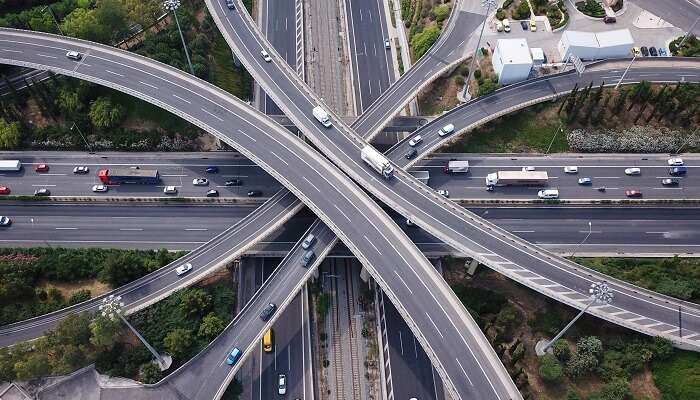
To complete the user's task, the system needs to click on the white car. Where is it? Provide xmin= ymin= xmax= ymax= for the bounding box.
xmin=73 ymin=166 xmax=89 ymax=174
xmin=163 ymin=186 xmax=178 ymax=194
xmin=538 ymin=189 xmax=559 ymax=199
xmin=408 ymin=135 xmax=423 ymax=147
xmin=564 ymin=166 xmax=578 ymax=174
xmin=175 ymin=263 xmax=193 ymax=276
xmin=260 ymin=50 xmax=272 ymax=62
xmin=667 ymin=157 xmax=684 ymax=166
xmin=522 ymin=166 xmax=536 ymax=172
xmin=624 ymin=167 xmax=641 ymax=175
xmin=0 ymin=216 xmax=11 ymax=226
xmin=438 ymin=124 xmax=454 ymax=137
xmin=192 ymin=178 xmax=209 ymax=186
xmin=66 ymin=50 xmax=82 ymax=60
xmin=92 ymin=184 xmax=108 ymax=193
xmin=437 ymin=189 xmax=449 ymax=198
xmin=278 ymin=374 xmax=287 ymax=395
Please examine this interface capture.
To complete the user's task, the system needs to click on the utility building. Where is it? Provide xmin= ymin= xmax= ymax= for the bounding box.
xmin=558 ymin=29 xmax=634 ymax=61
xmin=492 ymin=38 xmax=533 ymax=84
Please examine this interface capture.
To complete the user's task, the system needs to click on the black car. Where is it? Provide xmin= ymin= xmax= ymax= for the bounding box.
xmin=34 ymin=188 xmax=51 ymax=196
xmin=520 ymin=21 xmax=528 ymax=30
xmin=649 ymin=46 xmax=658 ymax=56
xmin=260 ymin=303 xmax=277 ymax=321
xmin=247 ymin=190 xmax=262 ymax=197
xmin=669 ymin=166 xmax=687 ymax=176
xmin=205 ymin=166 xmax=219 ymax=173
xmin=405 ymin=148 xmax=417 ymax=159
xmin=225 ymin=179 xmax=243 ymax=186
xmin=226 ymin=0 xmax=235 ymax=8
xmin=206 ymin=189 xmax=219 ymax=197
xmin=640 ymin=46 xmax=649 ymax=56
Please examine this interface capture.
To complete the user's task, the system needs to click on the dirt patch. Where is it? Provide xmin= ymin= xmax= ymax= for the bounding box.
xmin=38 ymin=279 xmax=111 ymax=299
xmin=197 ymin=267 xmax=232 ymax=287
xmin=417 ymin=64 xmax=464 ymax=115
xmin=120 ymin=117 xmax=161 ymax=133
xmin=23 ymin=98 xmax=53 ymax=129
xmin=631 ymin=368 xmax=662 ymax=400
xmin=196 ymin=133 xmax=220 ymax=151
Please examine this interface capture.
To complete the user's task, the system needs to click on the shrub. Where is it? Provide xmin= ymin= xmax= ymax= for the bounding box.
xmin=473 ymin=69 xmax=482 ymax=80
xmin=164 ymin=328 xmax=193 ymax=359
xmin=552 ymin=339 xmax=571 ymax=362
xmin=478 ymin=79 xmax=499 ymax=97
xmin=566 ymin=352 xmax=598 ymax=377
xmin=139 ymin=362 xmax=162 ymax=384
xmin=410 ymin=25 xmax=441 ymax=59
xmin=455 ymin=76 xmax=465 ymax=86
xmin=496 ymin=8 xmax=506 ymax=20
xmin=588 ymin=379 xmax=632 ymax=400
xmin=539 ymin=353 xmax=564 ymax=383
xmin=512 ymin=0 xmax=531 ymax=19
xmin=431 ymin=5 xmax=450 ymax=23
xmin=68 ymin=289 xmax=92 ymax=305
xmin=577 ymin=336 xmax=603 ymax=356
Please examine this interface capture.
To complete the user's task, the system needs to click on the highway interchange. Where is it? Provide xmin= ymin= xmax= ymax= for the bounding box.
xmin=0 ymin=0 xmax=700 ymax=398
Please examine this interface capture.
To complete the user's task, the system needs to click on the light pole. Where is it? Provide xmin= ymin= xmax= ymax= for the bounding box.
xmin=99 ymin=294 xmax=172 ymax=370
xmin=162 ymin=0 xmax=195 ymax=75
xmin=461 ymin=0 xmax=497 ymax=101
xmin=571 ymin=221 xmax=592 ymax=258
xmin=535 ymin=281 xmax=614 ymax=355
xmin=678 ymin=15 xmax=699 ymax=48
xmin=675 ymin=126 xmax=699 ymax=154
xmin=545 ymin=121 xmax=564 ymax=154
xmin=71 ymin=122 xmax=92 ymax=153
xmin=614 ymin=52 xmax=636 ymax=90
xmin=41 ymin=5 xmax=63 ymax=35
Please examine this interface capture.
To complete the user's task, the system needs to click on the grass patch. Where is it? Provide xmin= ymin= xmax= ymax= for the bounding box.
xmin=440 ymin=103 xmax=567 ymax=153
xmin=209 ymin=34 xmax=253 ymax=101
xmin=653 ymin=351 xmax=700 ymax=400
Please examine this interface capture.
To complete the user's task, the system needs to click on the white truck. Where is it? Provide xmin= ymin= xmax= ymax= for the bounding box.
xmin=312 ymin=106 xmax=332 ymax=128
xmin=361 ymin=146 xmax=393 ymax=179
xmin=443 ymin=160 xmax=469 ymax=173
xmin=410 ymin=170 xmax=430 ymax=185
xmin=0 ymin=160 xmax=22 ymax=172
xmin=485 ymin=170 xmax=548 ymax=187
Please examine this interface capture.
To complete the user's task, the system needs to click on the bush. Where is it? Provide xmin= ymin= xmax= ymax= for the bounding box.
xmin=512 ymin=0 xmax=531 ymax=19
xmin=139 ymin=362 xmax=162 ymax=384
xmin=431 ymin=5 xmax=450 ymax=23
xmin=455 ymin=76 xmax=465 ymax=86
xmin=473 ymin=69 xmax=482 ymax=79
xmin=496 ymin=8 xmax=506 ymax=20
xmin=68 ymin=289 xmax=92 ymax=305
xmin=576 ymin=0 xmax=605 ymax=18
xmin=577 ymin=336 xmax=603 ymax=356
xmin=539 ymin=353 xmax=564 ymax=383
xmin=588 ymin=379 xmax=632 ymax=400
xmin=653 ymin=351 xmax=700 ymax=399
xmin=552 ymin=339 xmax=571 ymax=362
xmin=478 ymin=79 xmax=499 ymax=97
xmin=566 ymin=352 xmax=598 ymax=378
xmin=410 ymin=25 xmax=440 ymax=59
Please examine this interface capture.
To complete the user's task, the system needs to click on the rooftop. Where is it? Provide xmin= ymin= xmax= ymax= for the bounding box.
xmin=495 ymin=38 xmax=533 ymax=65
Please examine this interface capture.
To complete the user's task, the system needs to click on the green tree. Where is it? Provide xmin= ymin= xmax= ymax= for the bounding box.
xmin=552 ymin=339 xmax=571 ymax=362
xmin=14 ymin=353 xmax=50 ymax=380
xmin=123 ymin=0 xmax=162 ymax=27
xmin=577 ymin=336 xmax=603 ymax=356
xmin=68 ymin=289 xmax=92 ymax=305
xmin=566 ymin=352 xmax=598 ymax=377
xmin=0 ymin=118 xmax=20 ymax=149
xmin=198 ymin=312 xmax=225 ymax=340
xmin=98 ymin=252 xmax=146 ymax=287
xmin=538 ymin=353 xmax=563 ymax=383
xmin=89 ymin=97 xmax=124 ymax=129
xmin=50 ymin=313 xmax=92 ymax=346
xmin=89 ymin=315 xmax=121 ymax=349
xmin=94 ymin=0 xmax=127 ymax=42
xmin=478 ymin=78 xmax=499 ymax=97
xmin=139 ymin=362 xmax=162 ymax=384
xmin=410 ymin=25 xmax=440 ymax=59
xmin=179 ymin=289 xmax=212 ymax=318
xmin=589 ymin=379 xmax=632 ymax=400
xmin=431 ymin=5 xmax=450 ymax=22
xmin=61 ymin=8 xmax=107 ymax=42
xmin=56 ymin=89 xmax=83 ymax=115
xmin=164 ymin=328 xmax=193 ymax=359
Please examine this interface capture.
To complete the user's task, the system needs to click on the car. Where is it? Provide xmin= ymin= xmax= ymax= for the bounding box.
xmin=0 ymin=216 xmax=11 ymax=227
xmin=192 ymin=178 xmax=209 ymax=186
xmin=278 ymin=374 xmax=287 ymax=395
xmin=73 ymin=166 xmax=89 ymax=174
xmin=302 ymin=233 xmax=316 ymax=249
xmin=625 ymin=190 xmax=642 ymax=198
xmin=405 ymin=149 xmax=417 ymax=159
xmin=92 ymin=184 xmax=108 ymax=193
xmin=659 ymin=48 xmax=667 ymax=56
xmin=640 ymin=46 xmax=649 ymax=56
xmin=0 ymin=186 xmax=10 ymax=195
xmin=624 ymin=167 xmax=641 ymax=175
xmin=163 ymin=186 xmax=178 ymax=194
xmin=130 ymin=166 xmax=140 ymax=169
xmin=649 ymin=46 xmax=658 ymax=56
xmin=260 ymin=303 xmax=277 ymax=321
xmin=438 ymin=123 xmax=454 ymax=137
xmin=405 ymin=218 xmax=416 ymax=227
xmin=522 ymin=166 xmax=536 ymax=172
xmin=564 ymin=166 xmax=578 ymax=174
xmin=384 ymin=38 xmax=391 ymax=49
xmin=225 ymin=0 xmax=235 ymax=9
xmin=437 ymin=189 xmax=449 ymax=198
xmin=260 ymin=50 xmax=272 ymax=62
xmin=578 ymin=177 xmax=592 ymax=185
xmin=603 ymin=16 xmax=616 ymax=23
xmin=175 ymin=263 xmax=193 ymax=276
xmin=226 ymin=347 xmax=242 ymax=366
xmin=496 ymin=21 xmax=504 ymax=32
xmin=408 ymin=135 xmax=423 ymax=147
xmin=247 ymin=190 xmax=263 ymax=197
xmin=205 ymin=166 xmax=219 ymax=173
xmin=66 ymin=50 xmax=82 ymax=60
xmin=301 ymin=250 xmax=315 ymax=267
xmin=225 ymin=179 xmax=243 ymax=186
xmin=520 ymin=20 xmax=528 ymax=30
xmin=34 ymin=188 xmax=50 ymax=196
xmin=206 ymin=189 xmax=219 ymax=197
xmin=667 ymin=157 xmax=684 ymax=166
xmin=529 ymin=20 xmax=537 ymax=31
xmin=632 ymin=47 xmax=641 ymax=56
xmin=669 ymin=166 xmax=688 ymax=176
xmin=538 ymin=189 xmax=559 ymax=199
xmin=661 ymin=178 xmax=679 ymax=186
xmin=502 ymin=18 xmax=510 ymax=32
xmin=35 ymin=164 xmax=49 ymax=172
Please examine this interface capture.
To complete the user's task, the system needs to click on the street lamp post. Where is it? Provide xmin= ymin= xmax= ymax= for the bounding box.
xmin=41 ymin=5 xmax=64 ymax=35
xmin=71 ymin=122 xmax=92 ymax=153
xmin=614 ymin=53 xmax=636 ymax=90
xmin=571 ymin=221 xmax=592 ymax=258
xmin=545 ymin=121 xmax=564 ymax=154
xmin=461 ymin=0 xmax=497 ymax=102
xmin=162 ymin=0 xmax=195 ymax=75
xmin=99 ymin=294 xmax=172 ymax=371
xmin=678 ymin=15 xmax=699 ymax=48
xmin=535 ymin=281 xmax=614 ymax=355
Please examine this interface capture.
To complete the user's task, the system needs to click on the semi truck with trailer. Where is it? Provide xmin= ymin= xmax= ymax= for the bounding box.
xmin=0 ymin=160 xmax=22 ymax=172
xmin=312 ymin=106 xmax=332 ymax=128
xmin=443 ymin=160 xmax=469 ymax=173
xmin=361 ymin=146 xmax=393 ymax=179
xmin=98 ymin=168 xmax=160 ymax=184
xmin=485 ymin=170 xmax=548 ymax=186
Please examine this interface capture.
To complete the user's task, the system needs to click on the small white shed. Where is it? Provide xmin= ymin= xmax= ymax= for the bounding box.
xmin=492 ymin=38 xmax=533 ymax=84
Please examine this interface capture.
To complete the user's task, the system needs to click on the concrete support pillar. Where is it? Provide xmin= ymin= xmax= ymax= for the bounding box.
xmin=360 ymin=265 xmax=371 ymax=283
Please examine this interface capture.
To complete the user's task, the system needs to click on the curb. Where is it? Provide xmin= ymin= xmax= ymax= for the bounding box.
xmin=0 ymin=195 xmax=268 ymax=205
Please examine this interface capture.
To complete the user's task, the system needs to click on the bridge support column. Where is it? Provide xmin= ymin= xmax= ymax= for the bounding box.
xmin=360 ymin=265 xmax=371 ymax=283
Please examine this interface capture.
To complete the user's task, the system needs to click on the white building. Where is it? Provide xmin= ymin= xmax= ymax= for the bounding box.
xmin=530 ymin=48 xmax=545 ymax=65
xmin=558 ymin=29 xmax=634 ymax=61
xmin=492 ymin=38 xmax=533 ymax=84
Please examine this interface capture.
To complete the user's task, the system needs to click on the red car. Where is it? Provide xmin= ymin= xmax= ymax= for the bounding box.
xmin=35 ymin=164 xmax=49 ymax=172
xmin=625 ymin=190 xmax=642 ymax=198
xmin=0 ymin=186 xmax=9 ymax=195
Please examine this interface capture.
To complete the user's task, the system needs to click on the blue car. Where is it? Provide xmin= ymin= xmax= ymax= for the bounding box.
xmin=577 ymin=177 xmax=592 ymax=185
xmin=226 ymin=347 xmax=242 ymax=365
xmin=205 ymin=166 xmax=219 ymax=173
xmin=669 ymin=166 xmax=687 ymax=176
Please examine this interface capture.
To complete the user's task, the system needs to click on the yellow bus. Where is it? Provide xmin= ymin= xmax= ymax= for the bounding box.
xmin=263 ymin=329 xmax=274 ymax=352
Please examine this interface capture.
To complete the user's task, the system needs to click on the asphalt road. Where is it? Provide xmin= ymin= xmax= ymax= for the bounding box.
xmin=259 ymin=0 xmax=297 ymax=115
xmin=634 ymin=0 xmax=700 ymax=36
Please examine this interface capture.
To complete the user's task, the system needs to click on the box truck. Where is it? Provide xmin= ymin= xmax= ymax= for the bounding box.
xmin=361 ymin=146 xmax=393 ymax=179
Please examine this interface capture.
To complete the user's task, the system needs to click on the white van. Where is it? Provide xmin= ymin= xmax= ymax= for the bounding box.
xmin=438 ymin=123 xmax=454 ymax=137
xmin=502 ymin=19 xmax=511 ymax=32
xmin=538 ymin=189 xmax=559 ymax=199
xmin=312 ymin=106 xmax=332 ymax=128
